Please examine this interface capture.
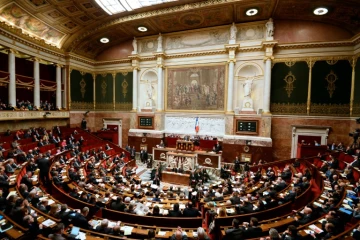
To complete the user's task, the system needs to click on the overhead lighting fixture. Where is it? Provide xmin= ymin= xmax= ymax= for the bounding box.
xmin=95 ymin=0 xmax=178 ymax=15
xmin=313 ymin=7 xmax=328 ymax=15
xmin=100 ymin=37 xmax=109 ymax=43
xmin=138 ymin=26 xmax=148 ymax=32
xmin=246 ymin=8 xmax=258 ymax=16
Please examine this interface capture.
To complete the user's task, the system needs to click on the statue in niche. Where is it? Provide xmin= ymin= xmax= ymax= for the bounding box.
xmin=241 ymin=77 xmax=256 ymax=113
xmin=243 ymin=79 xmax=253 ymax=98
xmin=265 ymin=18 xmax=274 ymax=40
xmin=157 ymin=33 xmax=163 ymax=52
xmin=132 ymin=37 xmax=137 ymax=54
xmin=146 ymin=80 xmax=154 ymax=100
xmin=229 ymin=22 xmax=237 ymax=43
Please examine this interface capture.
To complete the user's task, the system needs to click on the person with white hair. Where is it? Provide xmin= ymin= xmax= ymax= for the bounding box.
xmin=196 ymin=227 xmax=210 ymax=240
xmin=95 ymin=218 xmax=112 ymax=234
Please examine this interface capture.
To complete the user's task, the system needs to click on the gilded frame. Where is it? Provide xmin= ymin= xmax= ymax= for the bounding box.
xmin=165 ymin=63 xmax=228 ymax=113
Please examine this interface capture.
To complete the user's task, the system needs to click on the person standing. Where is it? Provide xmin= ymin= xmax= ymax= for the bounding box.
xmin=37 ymin=153 xmax=50 ymax=184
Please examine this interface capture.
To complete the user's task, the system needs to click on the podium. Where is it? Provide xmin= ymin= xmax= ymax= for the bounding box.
xmin=166 ymin=151 xmax=196 ymax=171
xmin=176 ymin=140 xmax=194 ymax=151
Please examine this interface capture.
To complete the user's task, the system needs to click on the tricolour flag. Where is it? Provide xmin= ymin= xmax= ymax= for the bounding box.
xmin=195 ymin=117 xmax=200 ymax=133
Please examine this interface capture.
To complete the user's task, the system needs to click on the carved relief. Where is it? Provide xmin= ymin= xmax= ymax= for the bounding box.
xmin=165 ymin=116 xmax=225 ymax=136
xmin=165 ymin=29 xmax=228 ymax=50
xmin=237 ymin=25 xmax=265 ymax=41
xmin=139 ymin=38 xmax=157 ymax=53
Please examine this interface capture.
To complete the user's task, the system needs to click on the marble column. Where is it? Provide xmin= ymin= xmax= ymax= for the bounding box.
xmin=157 ymin=66 xmax=163 ymax=111
xmin=227 ymin=60 xmax=235 ymax=112
xmin=61 ymin=67 xmax=66 ymax=109
xmin=33 ymin=58 xmax=40 ymax=108
xmin=306 ymin=60 xmax=315 ymax=115
xmin=350 ymin=57 xmax=356 ymax=116
xmin=8 ymin=50 xmax=16 ymax=108
xmin=263 ymin=57 xmax=272 ymax=113
xmin=56 ymin=64 xmax=62 ymax=109
xmin=132 ymin=67 xmax=138 ymax=111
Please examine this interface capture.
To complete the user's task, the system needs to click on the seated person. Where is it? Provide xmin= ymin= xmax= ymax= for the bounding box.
xmin=96 ymin=219 xmax=112 ymax=234
xmin=223 ymin=219 xmax=243 ymax=240
xmin=170 ymin=227 xmax=188 ymax=240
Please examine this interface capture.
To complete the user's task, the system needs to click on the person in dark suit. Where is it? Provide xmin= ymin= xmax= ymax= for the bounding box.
xmin=214 ymin=142 xmax=222 ymax=153
xmin=242 ymin=217 xmax=262 ymax=239
xmin=48 ymin=223 xmax=66 ymax=240
xmin=71 ymin=207 xmax=91 ymax=229
xmin=130 ymin=146 xmax=136 ymax=159
xmin=21 ymin=171 xmax=33 ymax=190
xmin=234 ymin=156 xmax=240 ymax=172
xmin=168 ymin=203 xmax=183 ymax=217
xmin=37 ymin=154 xmax=50 ymax=184
xmin=110 ymin=197 xmax=126 ymax=212
xmin=182 ymin=202 xmax=201 ymax=217
xmin=230 ymin=192 xmax=241 ymax=205
xmin=96 ymin=219 xmax=112 ymax=234
xmin=294 ymin=206 xmax=313 ymax=226
xmin=223 ymin=219 xmax=243 ymax=240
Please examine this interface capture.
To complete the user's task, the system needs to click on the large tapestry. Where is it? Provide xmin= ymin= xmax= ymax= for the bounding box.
xmin=166 ymin=65 xmax=226 ymax=111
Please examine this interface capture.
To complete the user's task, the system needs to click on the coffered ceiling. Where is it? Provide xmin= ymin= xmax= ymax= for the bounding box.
xmin=0 ymin=0 xmax=359 ymax=59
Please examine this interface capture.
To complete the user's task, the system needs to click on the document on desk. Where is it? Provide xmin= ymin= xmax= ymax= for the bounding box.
xmin=42 ymin=219 xmax=56 ymax=227
xmin=157 ymin=231 xmax=167 ymax=236
xmin=121 ymin=226 xmax=133 ymax=235
xmin=75 ymin=231 xmax=86 ymax=240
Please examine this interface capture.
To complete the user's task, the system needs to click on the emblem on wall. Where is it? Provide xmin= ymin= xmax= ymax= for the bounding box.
xmin=284 ymin=71 xmax=296 ymax=98
xmin=80 ymin=72 xmax=86 ymax=99
xmin=204 ymin=158 xmax=212 ymax=165
xmin=122 ymin=80 xmax=128 ymax=98
xmin=325 ymin=70 xmax=338 ymax=98
xmin=101 ymin=75 xmax=107 ymax=99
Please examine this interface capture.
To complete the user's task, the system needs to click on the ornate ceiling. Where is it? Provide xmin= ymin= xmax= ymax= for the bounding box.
xmin=0 ymin=0 xmax=359 ymax=59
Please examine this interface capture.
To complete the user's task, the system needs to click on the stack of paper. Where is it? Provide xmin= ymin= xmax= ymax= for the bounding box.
xmin=42 ymin=219 xmax=56 ymax=227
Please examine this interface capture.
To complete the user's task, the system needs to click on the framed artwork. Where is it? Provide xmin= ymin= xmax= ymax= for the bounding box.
xmin=166 ymin=64 xmax=226 ymax=111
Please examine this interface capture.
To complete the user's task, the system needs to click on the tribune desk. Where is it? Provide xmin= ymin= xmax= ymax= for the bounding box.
xmin=162 ymin=171 xmax=190 ymax=185
xmin=153 ymin=147 xmax=222 ymax=169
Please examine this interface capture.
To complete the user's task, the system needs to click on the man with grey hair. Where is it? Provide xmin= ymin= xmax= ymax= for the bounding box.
xmin=268 ymin=228 xmax=280 ymax=239
xmin=96 ymin=218 xmax=112 ymax=234
xmin=196 ymin=227 xmax=210 ymax=240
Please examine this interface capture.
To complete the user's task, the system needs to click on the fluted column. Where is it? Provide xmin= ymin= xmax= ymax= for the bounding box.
xmin=225 ymin=44 xmax=239 ymax=113
xmin=261 ymin=41 xmax=277 ymax=114
xmin=61 ymin=67 xmax=66 ymax=109
xmin=306 ymin=59 xmax=315 ymax=115
xmin=156 ymin=53 xmax=165 ymax=111
xmin=56 ymin=64 xmax=62 ymax=109
xmin=350 ymin=57 xmax=356 ymax=116
xmin=227 ymin=60 xmax=235 ymax=112
xmin=8 ymin=49 xmax=16 ymax=108
xmin=263 ymin=57 xmax=272 ymax=114
xmin=132 ymin=67 xmax=139 ymax=111
xmin=33 ymin=58 xmax=40 ymax=109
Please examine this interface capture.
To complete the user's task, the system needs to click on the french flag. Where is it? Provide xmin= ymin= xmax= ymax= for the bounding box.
xmin=195 ymin=117 xmax=200 ymax=133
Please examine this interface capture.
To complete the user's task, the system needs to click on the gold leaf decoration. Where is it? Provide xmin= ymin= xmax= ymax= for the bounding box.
xmin=79 ymin=78 xmax=86 ymax=99
xmin=310 ymin=103 xmax=349 ymax=116
xmin=270 ymin=103 xmax=307 ymax=115
xmin=325 ymin=70 xmax=338 ymax=98
xmin=101 ymin=78 xmax=107 ymax=98
xmin=122 ymin=80 xmax=128 ymax=98
xmin=283 ymin=71 xmax=296 ymax=98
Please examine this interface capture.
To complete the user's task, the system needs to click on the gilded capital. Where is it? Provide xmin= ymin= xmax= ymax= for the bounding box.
xmin=225 ymin=44 xmax=240 ymax=52
xmin=132 ymin=66 xmax=140 ymax=71
xmin=227 ymin=59 xmax=236 ymax=63
xmin=306 ymin=59 xmax=316 ymax=69
xmin=263 ymin=56 xmax=274 ymax=62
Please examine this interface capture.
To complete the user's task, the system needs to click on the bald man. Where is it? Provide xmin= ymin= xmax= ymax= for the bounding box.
xmin=170 ymin=228 xmax=188 ymax=240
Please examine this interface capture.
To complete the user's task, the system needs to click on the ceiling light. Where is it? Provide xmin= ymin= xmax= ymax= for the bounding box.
xmin=138 ymin=26 xmax=148 ymax=32
xmin=246 ymin=8 xmax=258 ymax=16
xmin=313 ymin=7 xmax=328 ymax=15
xmin=95 ymin=0 xmax=179 ymax=15
xmin=100 ymin=37 xmax=109 ymax=43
